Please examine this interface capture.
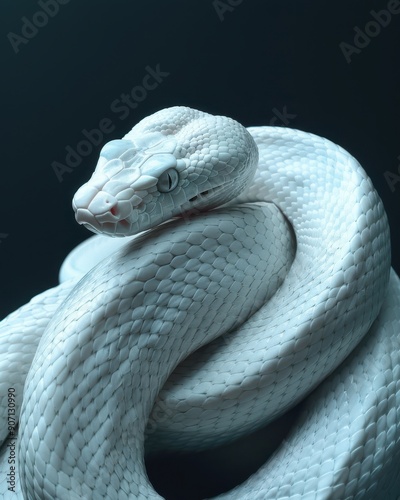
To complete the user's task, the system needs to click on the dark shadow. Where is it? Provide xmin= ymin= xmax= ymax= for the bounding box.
xmin=145 ymin=401 xmax=303 ymax=499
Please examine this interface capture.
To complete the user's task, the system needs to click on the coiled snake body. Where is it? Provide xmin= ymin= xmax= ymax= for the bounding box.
xmin=0 ymin=107 xmax=399 ymax=498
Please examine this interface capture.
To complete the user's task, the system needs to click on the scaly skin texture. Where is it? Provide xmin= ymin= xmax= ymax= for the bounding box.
xmin=19 ymin=203 xmax=293 ymax=498
xmin=0 ymin=107 xmax=398 ymax=499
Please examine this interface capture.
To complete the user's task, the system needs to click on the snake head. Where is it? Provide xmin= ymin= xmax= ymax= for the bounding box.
xmin=72 ymin=134 xmax=185 ymax=236
xmin=72 ymin=107 xmax=258 ymax=237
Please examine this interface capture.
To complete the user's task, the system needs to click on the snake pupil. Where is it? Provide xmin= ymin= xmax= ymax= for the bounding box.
xmin=158 ymin=168 xmax=179 ymax=193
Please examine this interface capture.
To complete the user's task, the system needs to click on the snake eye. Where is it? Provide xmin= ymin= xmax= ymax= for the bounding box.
xmin=157 ymin=168 xmax=179 ymax=193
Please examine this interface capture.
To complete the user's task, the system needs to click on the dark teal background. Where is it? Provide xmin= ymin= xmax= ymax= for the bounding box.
xmin=0 ymin=1 xmax=399 ymax=497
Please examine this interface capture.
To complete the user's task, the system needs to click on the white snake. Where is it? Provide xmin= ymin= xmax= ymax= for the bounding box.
xmin=0 ymin=106 xmax=399 ymax=498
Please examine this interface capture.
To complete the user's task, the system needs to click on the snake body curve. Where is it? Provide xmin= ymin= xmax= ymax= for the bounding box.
xmin=0 ymin=106 xmax=399 ymax=498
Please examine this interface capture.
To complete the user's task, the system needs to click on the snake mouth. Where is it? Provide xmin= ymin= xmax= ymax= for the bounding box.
xmin=188 ymin=185 xmax=224 ymax=204
xmin=81 ymin=219 xmax=132 ymax=237
xmin=189 ymin=191 xmax=209 ymax=203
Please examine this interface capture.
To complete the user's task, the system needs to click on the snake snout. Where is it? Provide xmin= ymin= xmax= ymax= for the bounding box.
xmin=73 ymin=183 xmax=136 ymax=236
xmin=73 ymin=185 xmax=116 ymax=215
